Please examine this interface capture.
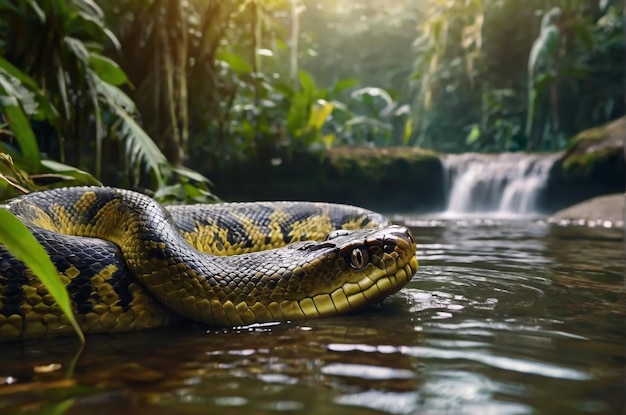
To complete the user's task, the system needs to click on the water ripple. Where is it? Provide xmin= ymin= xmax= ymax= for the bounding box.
xmin=0 ymin=221 xmax=622 ymax=415
xmin=401 ymin=346 xmax=592 ymax=380
xmin=322 ymin=363 xmax=416 ymax=380
xmin=335 ymin=390 xmax=418 ymax=414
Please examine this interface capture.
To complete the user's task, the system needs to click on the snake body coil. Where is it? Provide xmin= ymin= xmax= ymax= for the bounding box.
xmin=0 ymin=187 xmax=418 ymax=341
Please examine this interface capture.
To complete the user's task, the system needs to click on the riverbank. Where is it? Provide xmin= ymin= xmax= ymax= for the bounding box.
xmin=550 ymin=193 xmax=624 ymax=223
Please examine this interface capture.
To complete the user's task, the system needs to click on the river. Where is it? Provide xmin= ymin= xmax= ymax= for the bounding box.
xmin=0 ymin=216 xmax=623 ymax=415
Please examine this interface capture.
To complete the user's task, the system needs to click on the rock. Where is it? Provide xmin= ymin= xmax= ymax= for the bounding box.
xmin=550 ymin=193 xmax=624 ymax=222
xmin=540 ymin=117 xmax=625 ymax=212
xmin=206 ymin=146 xmax=446 ymax=212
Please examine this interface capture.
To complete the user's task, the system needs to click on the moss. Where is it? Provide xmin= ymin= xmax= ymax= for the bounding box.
xmin=206 ymin=146 xmax=446 ymax=212
xmin=327 ymin=147 xmax=440 ymax=185
xmin=561 ymin=116 xmax=625 ymax=179
xmin=562 ymin=148 xmax=618 ymax=177
xmin=567 ymin=126 xmax=608 ymax=148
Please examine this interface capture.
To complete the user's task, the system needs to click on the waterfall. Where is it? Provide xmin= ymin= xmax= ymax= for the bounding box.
xmin=443 ymin=153 xmax=557 ymax=216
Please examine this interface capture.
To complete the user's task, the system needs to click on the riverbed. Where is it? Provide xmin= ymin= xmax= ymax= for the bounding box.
xmin=0 ymin=218 xmax=623 ymax=415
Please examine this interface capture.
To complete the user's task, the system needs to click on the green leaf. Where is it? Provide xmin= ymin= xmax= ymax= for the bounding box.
xmin=39 ymin=159 xmax=102 ymax=186
xmin=10 ymin=64 xmax=61 ymax=129
xmin=89 ymin=53 xmax=128 ymax=86
xmin=286 ymin=93 xmax=310 ymax=134
xmin=298 ymin=69 xmax=316 ymax=96
xmin=217 ymin=51 xmax=253 ymax=74
xmin=344 ymin=116 xmax=392 ymax=130
xmin=103 ymin=28 xmax=122 ymax=51
xmin=330 ymin=78 xmax=359 ymax=97
xmin=0 ymin=175 xmax=23 ymax=201
xmin=116 ymin=109 xmax=168 ymax=186
xmin=67 ymin=9 xmax=107 ymax=41
xmin=0 ymin=57 xmax=40 ymax=91
xmin=466 ymin=124 xmax=481 ymax=145
xmin=26 ymin=0 xmax=45 ymax=22
xmin=571 ymin=19 xmax=594 ymax=50
xmin=0 ymin=209 xmax=84 ymax=343
xmin=64 ymin=37 xmax=90 ymax=64
xmin=96 ymin=77 xmax=135 ymax=110
xmin=171 ymin=166 xmax=214 ymax=187
xmin=533 ymin=72 xmax=555 ymax=91
xmin=403 ymin=118 xmax=413 ymax=145
xmin=0 ymin=75 xmax=41 ymax=169
xmin=74 ymin=0 xmax=105 ymax=20
xmin=0 ymin=1 xmax=19 ymax=13
xmin=92 ymin=79 xmax=168 ymax=185
xmin=56 ymin=66 xmax=71 ymax=119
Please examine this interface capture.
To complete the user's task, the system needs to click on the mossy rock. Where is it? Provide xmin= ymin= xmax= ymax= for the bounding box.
xmin=540 ymin=117 xmax=625 ymax=212
xmin=561 ymin=116 xmax=624 ymax=178
xmin=206 ymin=146 xmax=446 ymax=212
xmin=322 ymin=147 xmax=444 ymax=211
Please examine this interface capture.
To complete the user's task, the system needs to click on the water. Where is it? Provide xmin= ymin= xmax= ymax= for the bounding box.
xmin=0 ymin=219 xmax=624 ymax=415
xmin=444 ymin=153 xmax=558 ymax=216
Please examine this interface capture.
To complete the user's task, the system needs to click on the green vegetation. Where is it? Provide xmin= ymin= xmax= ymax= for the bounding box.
xmin=410 ymin=0 xmax=623 ymax=152
xmin=1 ymin=0 xmax=622 ymax=185
xmin=0 ymin=0 xmax=217 ymax=203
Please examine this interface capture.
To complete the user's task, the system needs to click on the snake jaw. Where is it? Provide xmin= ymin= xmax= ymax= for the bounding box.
xmin=283 ymin=225 xmax=418 ymax=319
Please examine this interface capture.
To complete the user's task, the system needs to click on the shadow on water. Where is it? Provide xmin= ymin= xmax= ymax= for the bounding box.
xmin=0 ymin=218 xmax=624 ymax=415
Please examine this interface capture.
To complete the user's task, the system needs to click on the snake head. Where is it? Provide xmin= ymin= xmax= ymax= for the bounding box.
xmin=177 ymin=224 xmax=418 ymax=327
xmin=272 ymin=224 xmax=419 ymax=319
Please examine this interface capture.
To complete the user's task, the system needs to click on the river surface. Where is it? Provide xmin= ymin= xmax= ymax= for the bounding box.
xmin=0 ymin=218 xmax=623 ymax=415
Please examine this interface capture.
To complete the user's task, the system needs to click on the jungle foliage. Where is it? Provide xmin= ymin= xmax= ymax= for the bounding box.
xmin=0 ymin=0 xmax=622 ymax=188
xmin=410 ymin=0 xmax=624 ymax=152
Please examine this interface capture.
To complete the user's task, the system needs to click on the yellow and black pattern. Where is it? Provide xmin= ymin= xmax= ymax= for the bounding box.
xmin=0 ymin=187 xmax=418 ymax=342
xmin=168 ymin=201 xmax=390 ymax=255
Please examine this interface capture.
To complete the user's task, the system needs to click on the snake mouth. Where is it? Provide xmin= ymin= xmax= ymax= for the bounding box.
xmin=293 ymin=225 xmax=419 ymax=318
xmin=323 ymin=254 xmax=418 ymax=316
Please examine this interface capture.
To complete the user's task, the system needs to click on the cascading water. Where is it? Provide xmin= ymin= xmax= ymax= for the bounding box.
xmin=443 ymin=153 xmax=558 ymax=216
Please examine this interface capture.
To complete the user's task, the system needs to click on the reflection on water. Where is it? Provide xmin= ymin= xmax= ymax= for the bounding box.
xmin=0 ymin=220 xmax=623 ymax=415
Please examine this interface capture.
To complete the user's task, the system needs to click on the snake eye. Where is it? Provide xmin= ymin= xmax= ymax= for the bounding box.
xmin=348 ymin=247 xmax=369 ymax=270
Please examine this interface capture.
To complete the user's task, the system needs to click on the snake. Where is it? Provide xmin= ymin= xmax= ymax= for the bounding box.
xmin=0 ymin=187 xmax=418 ymax=342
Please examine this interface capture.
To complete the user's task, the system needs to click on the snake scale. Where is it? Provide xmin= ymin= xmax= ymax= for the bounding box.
xmin=0 ymin=187 xmax=418 ymax=342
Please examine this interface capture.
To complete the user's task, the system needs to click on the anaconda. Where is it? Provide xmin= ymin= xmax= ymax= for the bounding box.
xmin=0 ymin=187 xmax=418 ymax=341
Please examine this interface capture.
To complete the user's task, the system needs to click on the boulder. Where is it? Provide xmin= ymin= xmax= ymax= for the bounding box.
xmin=540 ymin=117 xmax=625 ymax=212
xmin=550 ymin=193 xmax=624 ymax=223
